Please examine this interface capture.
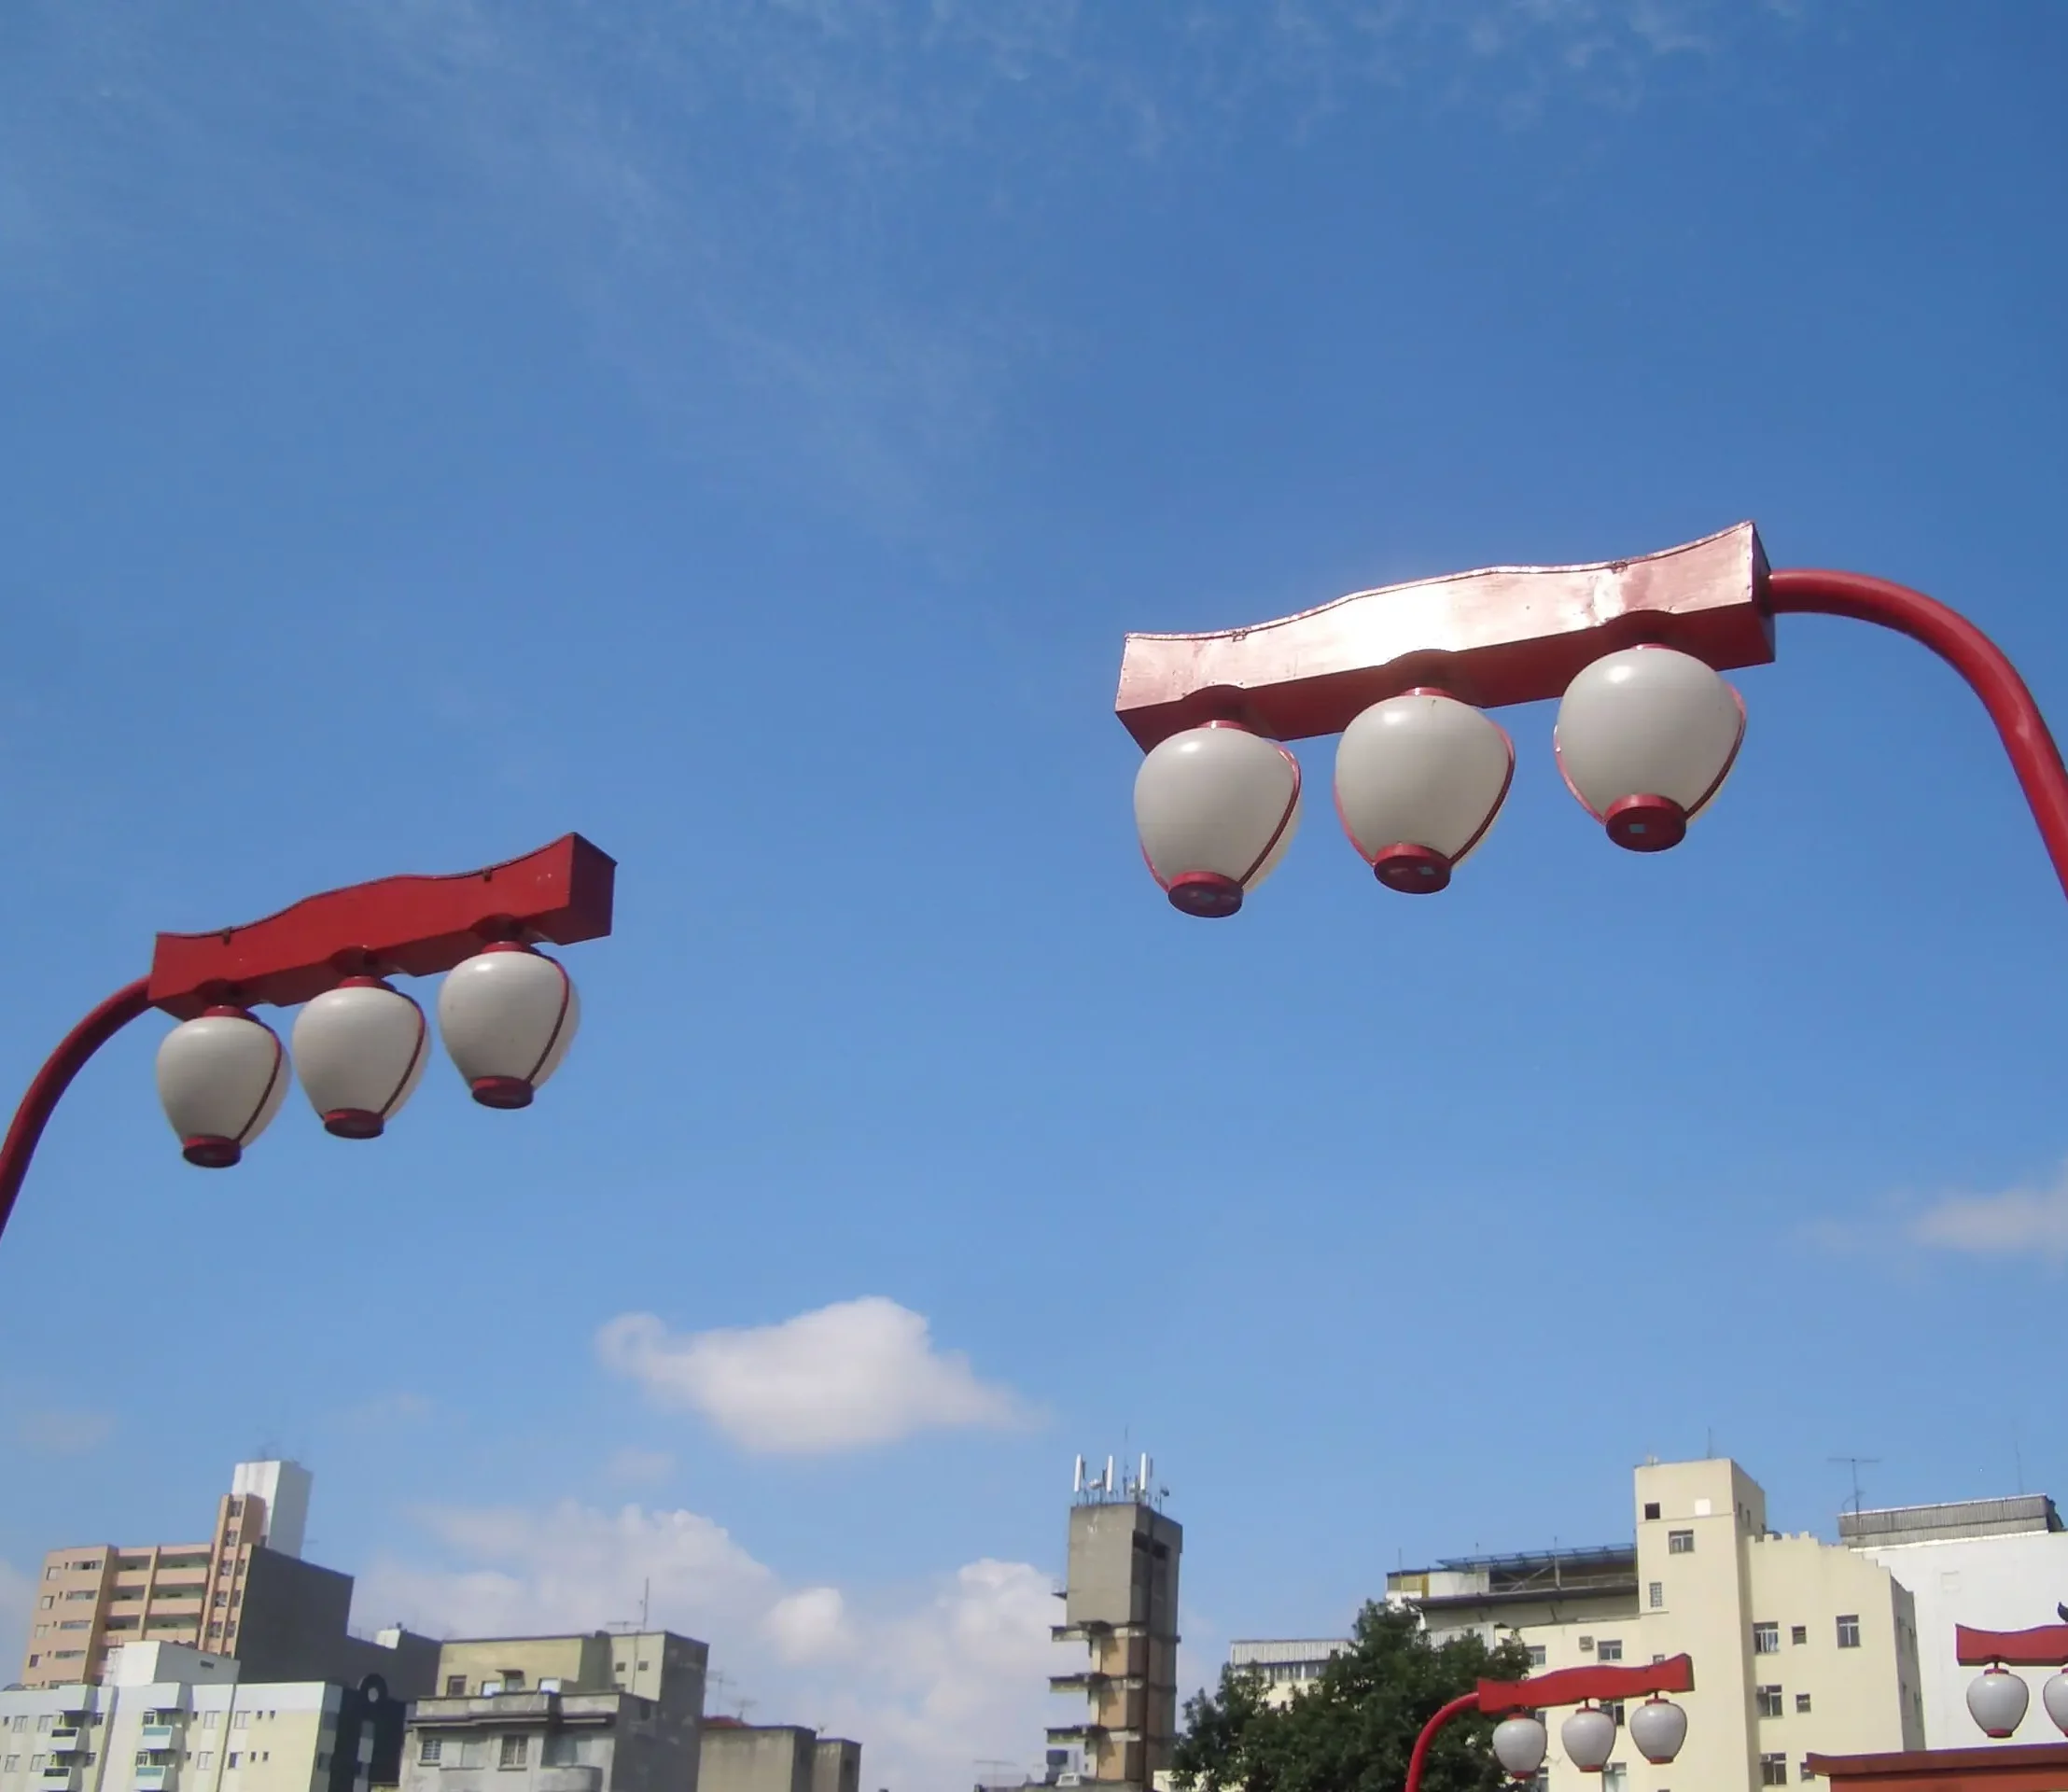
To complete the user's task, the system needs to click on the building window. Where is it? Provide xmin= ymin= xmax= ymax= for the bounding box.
xmin=227 ymin=1754 xmax=240 ymax=1769
xmin=1757 ymin=1687 xmax=1783 ymax=1717
xmin=1668 ymin=1531 xmax=1694 ymax=1555
xmin=1643 ymin=1503 xmax=1661 ymax=1520
xmin=195 ymin=1755 xmax=213 ymax=1770
xmin=1801 ymin=1760 xmax=1817 ymax=1780
xmin=1761 ymin=1753 xmax=1789 ymax=1785
xmin=419 ymin=1739 xmax=442 ymax=1765
xmin=499 ymin=1737 xmax=528 ymax=1770
xmin=445 ymin=1677 xmax=468 ymax=1698
xmin=541 ymin=1738 xmax=580 ymax=1768
xmin=1754 ymin=1623 xmax=1780 ymax=1655
xmin=1527 ymin=1646 xmax=1546 ymax=1668
xmin=31 ymin=1757 xmax=46 ymax=1772
xmin=1837 ymin=1616 xmax=1861 ymax=1649
xmin=1602 ymin=1766 xmax=1628 ymax=1792
xmin=5 ymin=1756 xmax=18 ymax=1771
xmin=502 ymin=1673 xmax=525 ymax=1691
xmin=1792 ymin=1626 xmax=1808 ymax=1645
xmin=1648 ymin=1582 xmax=1664 ymax=1610
xmin=1597 ymin=1641 xmax=1624 ymax=1663
xmin=1796 ymin=1694 xmax=1812 ymax=1714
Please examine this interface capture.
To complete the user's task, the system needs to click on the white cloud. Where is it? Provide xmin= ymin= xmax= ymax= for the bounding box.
xmin=1907 ymin=1167 xmax=2068 ymax=1264
xmin=596 ymin=1298 xmax=1032 ymax=1454
xmin=762 ymin=1587 xmax=852 ymax=1665
xmin=356 ymin=1500 xmax=1058 ymax=1792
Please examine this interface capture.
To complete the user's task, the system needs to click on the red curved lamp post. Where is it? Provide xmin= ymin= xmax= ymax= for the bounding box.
xmin=0 ymin=833 xmax=615 ymax=1246
xmin=1404 ymin=1655 xmax=1696 ymax=1792
xmin=1116 ymin=523 xmax=2068 ymax=905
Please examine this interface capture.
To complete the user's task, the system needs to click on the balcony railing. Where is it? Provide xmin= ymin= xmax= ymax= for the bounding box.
xmin=136 ymin=1768 xmax=177 ymax=1790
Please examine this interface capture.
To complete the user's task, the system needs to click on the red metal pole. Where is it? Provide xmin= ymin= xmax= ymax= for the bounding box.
xmin=1404 ymin=1691 xmax=1482 ymax=1792
xmin=0 ymin=978 xmax=154 ymax=1246
xmin=1768 ymin=569 xmax=2068 ymax=901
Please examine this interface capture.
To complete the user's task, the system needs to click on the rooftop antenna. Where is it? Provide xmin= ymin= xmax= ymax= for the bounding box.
xmin=640 ymin=1577 xmax=650 ymax=1631
xmin=1831 ymin=1456 xmax=1882 ymax=1518
xmin=1073 ymin=1455 xmax=1086 ymax=1496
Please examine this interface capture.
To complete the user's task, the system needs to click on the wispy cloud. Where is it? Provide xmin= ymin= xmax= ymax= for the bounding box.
xmin=355 ymin=1498 xmax=1058 ymax=1790
xmin=15 ymin=1409 xmax=114 ymax=1456
xmin=1810 ymin=1161 xmax=2068 ymax=1268
xmin=1907 ymin=1167 xmax=2068 ymax=1264
xmin=597 ymin=1297 xmax=1034 ymax=1455
xmin=0 ymin=2 xmax=1800 ymax=528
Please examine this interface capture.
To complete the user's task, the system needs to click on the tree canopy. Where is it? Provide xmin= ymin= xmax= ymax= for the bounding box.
xmin=1169 ymin=1602 xmax=1533 ymax=1792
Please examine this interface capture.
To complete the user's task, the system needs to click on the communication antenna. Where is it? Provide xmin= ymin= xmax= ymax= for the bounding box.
xmin=640 ymin=1577 xmax=650 ymax=1631
xmin=1073 ymin=1455 xmax=1085 ymax=1495
xmin=1831 ymin=1456 xmax=1882 ymax=1517
xmin=1103 ymin=1456 xmax=1114 ymax=1496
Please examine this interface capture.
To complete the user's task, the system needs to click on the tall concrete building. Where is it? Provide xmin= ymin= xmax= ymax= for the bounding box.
xmin=0 ymin=1640 xmax=404 ymax=1792
xmin=18 ymin=1462 xmax=435 ymax=1698
xmin=1047 ymin=1457 xmax=1181 ymax=1792
xmin=1380 ymin=1458 xmax=1924 ymax=1792
xmin=397 ymin=1631 xmax=706 ymax=1792
xmin=1843 ymin=1493 xmax=2068 ymax=1747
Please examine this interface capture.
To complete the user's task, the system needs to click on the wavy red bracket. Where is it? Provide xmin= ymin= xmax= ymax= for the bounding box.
xmin=1956 ymin=1623 xmax=2068 ymax=1668
xmin=1115 ymin=522 xmax=1774 ymax=750
xmin=147 ymin=833 xmax=616 ymax=1018
xmin=1477 ymin=1652 xmax=1695 ymax=1714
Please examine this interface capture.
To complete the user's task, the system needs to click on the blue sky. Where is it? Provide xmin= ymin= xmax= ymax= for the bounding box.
xmin=3 ymin=1 xmax=2065 ymax=1785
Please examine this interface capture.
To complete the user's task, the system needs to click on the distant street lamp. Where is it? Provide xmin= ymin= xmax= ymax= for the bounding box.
xmin=0 ymin=833 xmax=614 ymax=1242
xmin=1408 ymin=1653 xmax=1694 ymax=1792
xmin=1956 ymin=1620 xmax=2068 ymax=1741
xmin=1118 ymin=524 xmax=2068 ymax=913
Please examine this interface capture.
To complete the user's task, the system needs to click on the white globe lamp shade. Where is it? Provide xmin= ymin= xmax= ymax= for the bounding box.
xmin=1334 ymin=692 xmax=1514 ymax=894
xmin=1555 ymin=646 xmax=1745 ymax=852
xmin=1560 ymin=1706 xmax=1617 ymax=1773
xmin=2042 ymin=1670 xmax=2068 ymax=1736
xmin=1967 ymin=1667 xmax=2029 ymax=1739
xmin=1491 ymin=1715 xmax=1547 ymax=1780
xmin=290 ymin=977 xmax=429 ymax=1140
xmin=1133 ymin=722 xmax=1302 ymax=917
xmin=156 ymin=1007 xmax=290 ymax=1169
xmin=1628 ymin=1697 xmax=1688 ymax=1765
xmin=437 ymin=944 xmax=580 ymax=1109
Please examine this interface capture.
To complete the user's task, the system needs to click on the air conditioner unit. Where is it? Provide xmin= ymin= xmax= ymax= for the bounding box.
xmin=1578 ymin=1638 xmax=1594 ymax=1652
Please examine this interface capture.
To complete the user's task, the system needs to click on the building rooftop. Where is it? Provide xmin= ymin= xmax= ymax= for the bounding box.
xmin=1839 ymin=1494 xmax=2061 ymax=1547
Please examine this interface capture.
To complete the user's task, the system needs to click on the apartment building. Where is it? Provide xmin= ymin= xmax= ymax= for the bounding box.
xmin=1380 ymin=1459 xmax=1923 ymax=1792
xmin=19 ymin=1463 xmax=433 ymax=1700
xmin=396 ymin=1631 xmax=706 ymax=1792
xmin=0 ymin=1641 xmax=401 ymax=1792
xmin=696 ymin=1724 xmax=860 ymax=1792
xmin=1223 ymin=1641 xmax=1348 ymax=1710
xmin=1843 ymin=1493 xmax=2068 ymax=1747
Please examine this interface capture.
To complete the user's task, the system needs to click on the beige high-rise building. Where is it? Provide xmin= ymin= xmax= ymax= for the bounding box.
xmin=1383 ymin=1459 xmax=1925 ymax=1792
xmin=19 ymin=1462 xmax=434 ymax=1699
xmin=1048 ymin=1458 xmax=1181 ymax=1792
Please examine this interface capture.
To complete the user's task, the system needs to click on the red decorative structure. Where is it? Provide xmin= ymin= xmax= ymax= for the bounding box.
xmin=0 ymin=833 xmax=616 ymax=1244
xmin=1807 ymin=1743 xmax=2068 ymax=1792
xmin=1404 ymin=1655 xmax=1695 ymax=1792
xmin=1957 ymin=1623 xmax=2068 ymax=1668
xmin=1115 ymin=524 xmax=2068 ymax=903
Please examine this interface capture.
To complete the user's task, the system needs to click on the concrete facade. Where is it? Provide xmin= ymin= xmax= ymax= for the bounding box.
xmin=0 ymin=1642 xmax=404 ymax=1792
xmin=1380 ymin=1459 xmax=1924 ymax=1792
xmin=398 ymin=1632 xmax=706 ymax=1792
xmin=1049 ymin=1482 xmax=1182 ymax=1791
xmin=18 ymin=1464 xmax=434 ymax=1700
xmin=1846 ymin=1495 xmax=2068 ymax=1748
xmin=808 ymin=1739 xmax=859 ymax=1792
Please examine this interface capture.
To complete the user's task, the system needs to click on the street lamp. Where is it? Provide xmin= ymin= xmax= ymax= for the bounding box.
xmin=1956 ymin=1620 xmax=2068 ymax=1741
xmin=0 ymin=833 xmax=614 ymax=1239
xmin=1407 ymin=1653 xmax=1693 ymax=1792
xmin=1117 ymin=523 xmax=2068 ymax=911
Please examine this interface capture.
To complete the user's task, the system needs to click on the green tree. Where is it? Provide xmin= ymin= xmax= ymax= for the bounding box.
xmin=1170 ymin=1603 xmax=1533 ymax=1792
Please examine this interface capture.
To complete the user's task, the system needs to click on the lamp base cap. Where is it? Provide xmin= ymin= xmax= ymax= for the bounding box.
xmin=181 ymin=1135 xmax=242 ymax=1169
xmin=469 ymin=1075 xmax=536 ymax=1110
xmin=1372 ymin=843 xmax=1453 ymax=894
xmin=1166 ymin=871 xmax=1244 ymax=918
xmin=322 ymin=1109 xmax=385 ymax=1140
xmin=1604 ymin=793 xmax=1688 ymax=852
